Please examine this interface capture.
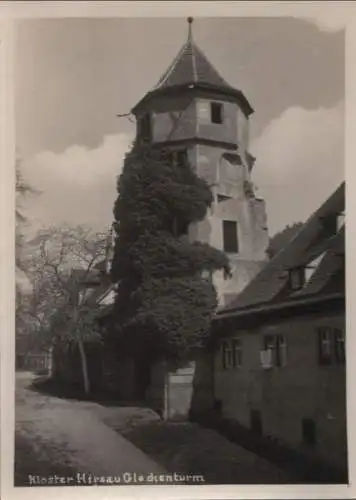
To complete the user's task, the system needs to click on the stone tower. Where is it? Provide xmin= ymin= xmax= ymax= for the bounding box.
xmin=131 ymin=18 xmax=269 ymax=307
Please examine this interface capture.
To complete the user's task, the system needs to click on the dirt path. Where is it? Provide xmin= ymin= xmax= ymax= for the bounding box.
xmin=15 ymin=372 xmax=165 ymax=485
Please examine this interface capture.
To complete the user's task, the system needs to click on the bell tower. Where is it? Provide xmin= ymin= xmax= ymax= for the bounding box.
xmin=131 ymin=18 xmax=269 ymax=307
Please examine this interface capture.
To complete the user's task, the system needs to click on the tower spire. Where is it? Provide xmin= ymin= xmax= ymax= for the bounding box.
xmin=187 ymin=17 xmax=194 ymax=43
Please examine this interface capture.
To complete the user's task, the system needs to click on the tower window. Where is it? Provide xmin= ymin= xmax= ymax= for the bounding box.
xmin=173 ymin=149 xmax=187 ymax=166
xmin=139 ymin=113 xmax=152 ymax=142
xmin=223 ymin=220 xmax=239 ymax=254
xmin=217 ymin=194 xmax=231 ymax=203
xmin=210 ymin=102 xmax=223 ymax=124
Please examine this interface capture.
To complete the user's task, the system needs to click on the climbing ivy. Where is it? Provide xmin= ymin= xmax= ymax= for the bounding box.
xmin=110 ymin=145 xmax=230 ymax=361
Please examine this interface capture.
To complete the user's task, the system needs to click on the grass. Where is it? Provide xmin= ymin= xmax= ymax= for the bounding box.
xmin=14 ymin=433 xmax=79 ymax=487
xmin=121 ymin=421 xmax=293 ymax=484
xmin=193 ymin=413 xmax=348 ymax=484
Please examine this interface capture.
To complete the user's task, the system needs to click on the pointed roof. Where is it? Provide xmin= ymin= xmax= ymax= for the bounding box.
xmin=155 ymin=18 xmax=233 ymax=91
xmin=132 ymin=18 xmax=253 ymax=116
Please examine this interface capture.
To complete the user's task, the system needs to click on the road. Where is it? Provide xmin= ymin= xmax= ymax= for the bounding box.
xmin=15 ymin=371 xmax=165 ymax=486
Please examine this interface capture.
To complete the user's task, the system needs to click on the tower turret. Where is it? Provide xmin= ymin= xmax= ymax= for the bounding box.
xmin=131 ymin=18 xmax=269 ymax=306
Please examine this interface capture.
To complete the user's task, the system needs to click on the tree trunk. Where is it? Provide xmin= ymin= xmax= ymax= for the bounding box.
xmin=78 ymin=339 xmax=90 ymax=395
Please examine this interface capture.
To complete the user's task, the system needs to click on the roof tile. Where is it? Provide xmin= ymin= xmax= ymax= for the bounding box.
xmin=220 ymin=182 xmax=345 ymax=313
xmin=155 ymin=39 xmax=233 ymax=91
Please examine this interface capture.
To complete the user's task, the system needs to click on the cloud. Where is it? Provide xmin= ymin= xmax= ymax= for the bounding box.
xmin=251 ymin=101 xmax=344 ymax=236
xmin=21 ymin=103 xmax=344 ymax=241
xmin=21 ymin=133 xmax=133 ymax=235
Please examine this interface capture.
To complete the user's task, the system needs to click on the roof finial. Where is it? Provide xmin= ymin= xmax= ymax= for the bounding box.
xmin=187 ymin=17 xmax=194 ymax=42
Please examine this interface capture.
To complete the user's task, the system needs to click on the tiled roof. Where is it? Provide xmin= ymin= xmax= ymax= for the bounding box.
xmin=217 ymin=182 xmax=345 ymax=316
xmin=155 ymin=38 xmax=233 ymax=91
xmin=132 ymin=19 xmax=253 ymax=117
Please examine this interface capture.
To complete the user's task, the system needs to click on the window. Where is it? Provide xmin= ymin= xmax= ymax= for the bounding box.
xmin=263 ymin=334 xmax=287 ymax=367
xmin=305 ymin=252 xmax=326 ymax=284
xmin=321 ymin=213 xmax=344 ymax=235
xmin=217 ymin=194 xmax=231 ymax=203
xmin=318 ymin=327 xmax=332 ymax=365
xmin=276 ymin=335 xmax=287 ymax=367
xmin=172 ymin=149 xmax=188 ymax=166
xmin=337 ymin=212 xmax=345 ymax=231
xmin=210 ymin=102 xmax=223 ymax=124
xmin=232 ymin=339 xmax=242 ymax=367
xmin=334 ymin=329 xmax=345 ymax=364
xmin=222 ymin=339 xmax=242 ymax=369
xmin=302 ymin=418 xmax=316 ymax=446
xmin=139 ymin=113 xmax=151 ymax=142
xmin=250 ymin=410 xmax=263 ymax=435
xmin=289 ymin=267 xmax=305 ymax=291
xmin=171 ymin=217 xmax=189 ymax=236
xmin=317 ymin=327 xmax=345 ymax=365
xmin=223 ymin=220 xmax=239 ymax=253
xmin=222 ymin=341 xmax=233 ymax=370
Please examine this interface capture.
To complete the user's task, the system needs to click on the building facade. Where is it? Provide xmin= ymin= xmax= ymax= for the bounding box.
xmin=213 ymin=183 xmax=346 ymax=471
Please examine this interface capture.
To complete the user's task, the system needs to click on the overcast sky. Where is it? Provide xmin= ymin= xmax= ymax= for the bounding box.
xmin=16 ymin=16 xmax=345 ymax=237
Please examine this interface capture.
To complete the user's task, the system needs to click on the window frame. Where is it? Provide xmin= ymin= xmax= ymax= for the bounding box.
xmin=222 ymin=220 xmax=239 ymax=254
xmin=222 ymin=338 xmax=242 ymax=370
xmin=232 ymin=338 xmax=242 ymax=368
xmin=263 ymin=334 xmax=287 ymax=367
xmin=289 ymin=267 xmax=305 ymax=290
xmin=334 ymin=328 xmax=345 ymax=364
xmin=139 ymin=112 xmax=152 ymax=142
xmin=217 ymin=193 xmax=232 ymax=203
xmin=222 ymin=340 xmax=233 ymax=370
xmin=173 ymin=149 xmax=188 ymax=166
xmin=210 ymin=102 xmax=224 ymax=124
xmin=317 ymin=326 xmax=345 ymax=366
xmin=337 ymin=212 xmax=345 ymax=232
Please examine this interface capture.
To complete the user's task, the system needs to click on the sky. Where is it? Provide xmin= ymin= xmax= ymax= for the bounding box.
xmin=16 ymin=16 xmax=345 ymax=237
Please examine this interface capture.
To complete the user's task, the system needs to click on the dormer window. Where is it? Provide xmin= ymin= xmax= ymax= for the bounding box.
xmin=289 ymin=267 xmax=305 ymax=291
xmin=210 ymin=102 xmax=223 ymax=124
xmin=337 ymin=212 xmax=345 ymax=231
xmin=305 ymin=252 xmax=326 ymax=284
xmin=321 ymin=212 xmax=344 ymax=235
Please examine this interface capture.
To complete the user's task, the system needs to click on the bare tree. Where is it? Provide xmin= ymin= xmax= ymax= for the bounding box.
xmin=15 ymin=159 xmax=37 ymax=295
xmin=23 ymin=224 xmax=111 ymax=394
